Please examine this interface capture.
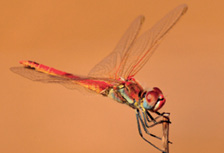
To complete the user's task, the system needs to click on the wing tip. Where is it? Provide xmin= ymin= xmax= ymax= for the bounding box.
xmin=134 ymin=15 xmax=145 ymax=24
xmin=178 ymin=4 xmax=188 ymax=15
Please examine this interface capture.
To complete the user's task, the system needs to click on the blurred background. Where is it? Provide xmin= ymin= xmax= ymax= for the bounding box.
xmin=1 ymin=0 xmax=224 ymax=153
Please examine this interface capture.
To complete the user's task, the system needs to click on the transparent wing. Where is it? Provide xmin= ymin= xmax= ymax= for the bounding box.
xmin=10 ymin=67 xmax=86 ymax=90
xmin=10 ymin=67 xmax=120 ymax=93
xmin=116 ymin=4 xmax=188 ymax=79
xmin=88 ymin=15 xmax=145 ymax=78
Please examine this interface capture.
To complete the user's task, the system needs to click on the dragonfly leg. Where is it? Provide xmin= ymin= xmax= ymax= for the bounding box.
xmin=145 ymin=110 xmax=157 ymax=123
xmin=144 ymin=111 xmax=171 ymax=128
xmin=141 ymin=111 xmax=150 ymax=128
xmin=136 ymin=109 xmax=167 ymax=153
xmin=139 ymin=110 xmax=173 ymax=144
xmin=137 ymin=109 xmax=162 ymax=140
xmin=155 ymin=111 xmax=172 ymax=124
xmin=142 ymin=110 xmax=158 ymax=128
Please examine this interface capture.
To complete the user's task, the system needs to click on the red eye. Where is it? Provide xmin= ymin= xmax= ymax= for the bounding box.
xmin=153 ymin=87 xmax=163 ymax=94
xmin=143 ymin=87 xmax=166 ymax=111
xmin=146 ymin=90 xmax=159 ymax=103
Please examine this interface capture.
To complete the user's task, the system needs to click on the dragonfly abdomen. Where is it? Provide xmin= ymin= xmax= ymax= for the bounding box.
xmin=18 ymin=60 xmax=114 ymax=94
xmin=19 ymin=60 xmax=80 ymax=79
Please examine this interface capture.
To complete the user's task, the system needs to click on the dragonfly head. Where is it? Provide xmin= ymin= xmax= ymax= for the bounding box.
xmin=142 ymin=87 xmax=166 ymax=112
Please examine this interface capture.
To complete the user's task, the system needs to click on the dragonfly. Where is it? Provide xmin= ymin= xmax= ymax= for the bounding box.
xmin=11 ymin=4 xmax=188 ymax=152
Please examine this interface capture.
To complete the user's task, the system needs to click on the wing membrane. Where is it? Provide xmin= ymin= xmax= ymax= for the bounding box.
xmin=10 ymin=67 xmax=120 ymax=93
xmin=116 ymin=4 xmax=188 ymax=78
xmin=89 ymin=4 xmax=187 ymax=79
xmin=88 ymin=15 xmax=145 ymax=78
xmin=10 ymin=67 xmax=85 ymax=90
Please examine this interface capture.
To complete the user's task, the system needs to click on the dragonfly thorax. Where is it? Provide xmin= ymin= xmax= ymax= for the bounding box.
xmin=102 ymin=78 xmax=143 ymax=109
xmin=104 ymin=77 xmax=165 ymax=111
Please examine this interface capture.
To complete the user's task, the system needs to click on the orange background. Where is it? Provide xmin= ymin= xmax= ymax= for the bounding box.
xmin=1 ymin=0 xmax=224 ymax=153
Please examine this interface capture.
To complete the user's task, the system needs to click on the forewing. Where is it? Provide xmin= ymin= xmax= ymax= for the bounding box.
xmin=116 ymin=4 xmax=188 ymax=79
xmin=88 ymin=15 xmax=144 ymax=78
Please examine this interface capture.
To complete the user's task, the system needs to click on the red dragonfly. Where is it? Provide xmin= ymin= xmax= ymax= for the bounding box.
xmin=11 ymin=4 xmax=187 ymax=152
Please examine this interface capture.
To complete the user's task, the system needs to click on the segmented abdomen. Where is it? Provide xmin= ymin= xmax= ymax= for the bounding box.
xmin=20 ymin=60 xmax=79 ymax=79
xmin=16 ymin=60 xmax=115 ymax=94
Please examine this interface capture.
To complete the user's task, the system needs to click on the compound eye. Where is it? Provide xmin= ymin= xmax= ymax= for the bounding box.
xmin=143 ymin=87 xmax=166 ymax=111
xmin=146 ymin=91 xmax=159 ymax=104
xmin=158 ymin=94 xmax=164 ymax=100
xmin=153 ymin=87 xmax=163 ymax=94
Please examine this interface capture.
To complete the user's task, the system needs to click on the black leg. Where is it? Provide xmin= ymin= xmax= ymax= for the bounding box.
xmin=146 ymin=111 xmax=171 ymax=125
xmin=138 ymin=110 xmax=163 ymax=140
xmin=146 ymin=110 xmax=156 ymax=123
xmin=135 ymin=109 xmax=166 ymax=153
xmin=156 ymin=111 xmax=172 ymax=123
xmin=147 ymin=120 xmax=166 ymax=128
xmin=141 ymin=111 xmax=150 ymax=128
xmin=138 ymin=110 xmax=173 ymax=143
xmin=142 ymin=111 xmax=163 ymax=128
